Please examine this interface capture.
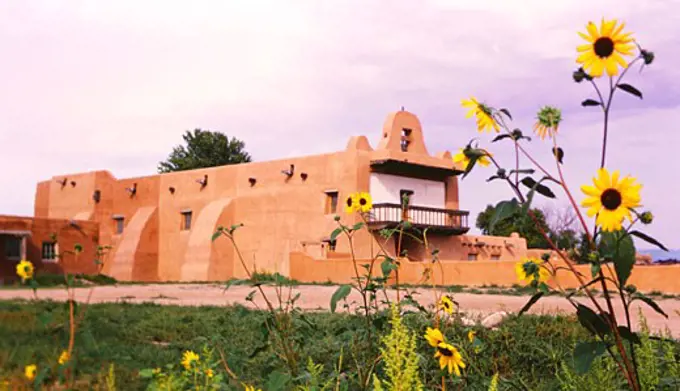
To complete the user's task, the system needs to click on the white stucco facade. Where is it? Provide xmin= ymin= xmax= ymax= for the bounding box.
xmin=369 ymin=173 xmax=446 ymax=225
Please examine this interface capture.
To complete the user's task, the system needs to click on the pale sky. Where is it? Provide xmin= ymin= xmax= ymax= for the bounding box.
xmin=1 ymin=0 xmax=679 ymax=249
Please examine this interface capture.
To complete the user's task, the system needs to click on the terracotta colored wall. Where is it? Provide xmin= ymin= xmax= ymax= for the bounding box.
xmin=290 ymin=252 xmax=680 ymax=294
xmin=0 ymin=215 xmax=99 ymax=282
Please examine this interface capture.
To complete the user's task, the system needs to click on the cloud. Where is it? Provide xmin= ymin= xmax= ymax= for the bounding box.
xmin=1 ymin=0 xmax=679 ymax=248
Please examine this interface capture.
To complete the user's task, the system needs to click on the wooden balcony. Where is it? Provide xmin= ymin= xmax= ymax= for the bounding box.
xmin=367 ymin=203 xmax=470 ymax=235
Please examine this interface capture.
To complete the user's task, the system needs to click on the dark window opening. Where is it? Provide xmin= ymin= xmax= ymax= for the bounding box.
xmin=467 ymin=253 xmax=478 ymax=261
xmin=4 ymin=237 xmax=21 ymax=259
xmin=113 ymin=217 xmax=124 ymax=234
xmin=491 ymin=254 xmax=501 ymax=260
xmin=400 ymin=128 xmax=412 ymax=151
xmin=181 ymin=211 xmax=193 ymax=231
xmin=42 ymin=242 xmax=57 ymax=260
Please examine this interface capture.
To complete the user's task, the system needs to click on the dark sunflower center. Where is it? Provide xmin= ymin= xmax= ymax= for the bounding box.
xmin=346 ymin=197 xmax=353 ymax=207
xmin=600 ymin=188 xmax=622 ymax=210
xmin=443 ymin=301 xmax=451 ymax=309
xmin=594 ymin=37 xmax=615 ymax=58
xmin=437 ymin=346 xmax=454 ymax=357
xmin=359 ymin=198 xmax=367 ymax=206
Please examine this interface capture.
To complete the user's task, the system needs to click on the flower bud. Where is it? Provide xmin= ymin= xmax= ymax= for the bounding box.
xmin=640 ymin=211 xmax=653 ymax=225
xmin=334 ymin=215 xmax=341 ymax=221
xmin=641 ymin=50 xmax=654 ymax=65
xmin=587 ymin=252 xmax=599 ymax=263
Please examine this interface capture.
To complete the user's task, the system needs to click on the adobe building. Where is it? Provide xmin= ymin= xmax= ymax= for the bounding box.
xmin=0 ymin=110 xmax=530 ymax=283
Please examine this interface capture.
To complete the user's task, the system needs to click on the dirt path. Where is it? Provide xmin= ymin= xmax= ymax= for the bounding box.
xmin=2 ymin=283 xmax=679 ymax=336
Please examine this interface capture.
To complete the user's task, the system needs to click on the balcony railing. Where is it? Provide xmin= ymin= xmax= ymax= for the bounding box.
xmin=367 ymin=203 xmax=470 ymax=235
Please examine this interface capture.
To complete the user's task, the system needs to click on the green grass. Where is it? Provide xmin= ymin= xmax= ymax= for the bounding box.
xmin=0 ymin=299 xmax=598 ymax=390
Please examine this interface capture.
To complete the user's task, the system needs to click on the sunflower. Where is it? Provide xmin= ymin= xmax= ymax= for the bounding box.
xmin=424 ymin=327 xmax=445 ymax=348
xmin=58 ymin=350 xmax=70 ymax=365
xmin=452 ymin=148 xmax=491 ymax=171
xmin=356 ymin=192 xmax=373 ymax=213
xmin=577 ymin=19 xmax=635 ymax=77
xmin=515 ymin=258 xmax=551 ymax=285
xmin=24 ymin=364 xmax=37 ymax=380
xmin=467 ymin=330 xmax=476 ymax=344
xmin=438 ymin=295 xmax=456 ymax=314
xmin=243 ymin=385 xmax=262 ymax=391
xmin=533 ymin=106 xmax=562 ymax=140
xmin=581 ymin=168 xmax=642 ymax=232
xmin=181 ymin=350 xmax=200 ymax=370
xmin=16 ymin=260 xmax=34 ymax=282
xmin=461 ymin=97 xmax=500 ymax=133
xmin=435 ymin=342 xmax=466 ymax=376
xmin=344 ymin=194 xmax=357 ymax=214
xmin=205 ymin=368 xmax=214 ymax=378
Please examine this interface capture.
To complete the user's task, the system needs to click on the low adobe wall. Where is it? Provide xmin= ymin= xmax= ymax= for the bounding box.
xmin=289 ymin=252 xmax=680 ymax=294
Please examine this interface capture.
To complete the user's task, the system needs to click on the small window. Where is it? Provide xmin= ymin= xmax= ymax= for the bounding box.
xmin=491 ymin=254 xmax=500 ymax=261
xmin=325 ymin=191 xmax=339 ymax=214
xmin=467 ymin=253 xmax=478 ymax=261
xmin=400 ymin=128 xmax=412 ymax=152
xmin=113 ymin=216 xmax=124 ymax=234
xmin=4 ymin=237 xmax=21 ymax=259
xmin=400 ymin=190 xmax=413 ymax=206
xmin=181 ymin=211 xmax=193 ymax=230
xmin=42 ymin=242 xmax=57 ymax=261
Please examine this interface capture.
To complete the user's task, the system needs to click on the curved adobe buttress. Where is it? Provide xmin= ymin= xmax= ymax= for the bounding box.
xmin=180 ymin=198 xmax=234 ymax=281
xmin=108 ymin=206 xmax=159 ymax=281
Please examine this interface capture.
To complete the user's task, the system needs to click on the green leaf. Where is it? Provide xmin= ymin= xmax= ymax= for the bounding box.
xmin=633 ymin=294 xmax=668 ymax=318
xmin=599 ymin=230 xmax=636 ymax=287
xmin=573 ymin=341 xmax=607 ymax=374
xmin=249 ymin=343 xmax=269 ymax=359
xmin=211 ymin=231 xmax=222 ymax=242
xmin=266 ymin=371 xmax=292 ymax=391
xmin=138 ymin=368 xmax=155 ymax=378
xmin=491 ymin=134 xmax=512 ymax=143
xmin=576 ymin=304 xmax=610 ymax=336
xmin=617 ymin=83 xmax=643 ymax=99
xmin=581 ymin=99 xmax=601 ymax=107
xmin=552 ymin=147 xmax=564 ymax=164
xmin=518 ymin=292 xmax=544 ymax=316
xmin=629 ymin=230 xmax=668 ymax=251
xmin=330 ymin=227 xmax=343 ymax=242
xmin=508 ymin=169 xmax=535 ymax=175
xmin=245 ymin=290 xmax=257 ymax=302
xmin=617 ymin=326 xmax=641 ymax=345
xmin=520 ymin=177 xmax=556 ymax=198
xmin=499 ymin=108 xmax=512 ymax=120
xmin=489 ymin=199 xmax=520 ymax=232
xmin=351 ymin=222 xmax=364 ymax=231
xmin=381 ymin=258 xmax=397 ymax=278
xmin=330 ymin=284 xmax=351 ymax=313
xmin=590 ymin=263 xmax=601 ymax=279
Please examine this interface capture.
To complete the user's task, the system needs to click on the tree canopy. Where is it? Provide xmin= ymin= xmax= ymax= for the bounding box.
xmin=158 ymin=129 xmax=252 ymax=173
xmin=475 ymin=204 xmax=551 ymax=249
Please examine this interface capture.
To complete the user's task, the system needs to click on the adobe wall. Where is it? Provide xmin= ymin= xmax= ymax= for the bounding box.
xmin=0 ymin=215 xmax=100 ymax=281
xmin=289 ymin=252 xmax=680 ymax=294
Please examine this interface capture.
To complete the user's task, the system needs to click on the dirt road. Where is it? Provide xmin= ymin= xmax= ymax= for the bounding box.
xmin=1 ymin=283 xmax=678 ymax=336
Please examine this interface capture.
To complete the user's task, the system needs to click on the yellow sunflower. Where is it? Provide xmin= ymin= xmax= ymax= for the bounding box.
xmin=515 ymin=258 xmax=551 ymax=285
xmin=467 ymin=330 xmax=476 ymax=344
xmin=181 ymin=350 xmax=200 ymax=370
xmin=452 ymin=148 xmax=491 ymax=171
xmin=581 ymin=168 xmax=642 ymax=232
xmin=577 ymin=19 xmax=635 ymax=77
xmin=24 ymin=364 xmax=37 ymax=380
xmin=205 ymin=368 xmax=214 ymax=378
xmin=16 ymin=260 xmax=34 ymax=282
xmin=356 ymin=192 xmax=373 ymax=213
xmin=533 ymin=106 xmax=562 ymax=140
xmin=435 ymin=342 xmax=466 ymax=376
xmin=58 ymin=350 xmax=70 ymax=365
xmin=461 ymin=97 xmax=500 ymax=133
xmin=344 ymin=193 xmax=357 ymax=214
xmin=424 ymin=327 xmax=445 ymax=348
xmin=438 ymin=295 xmax=456 ymax=314
xmin=243 ymin=385 xmax=262 ymax=391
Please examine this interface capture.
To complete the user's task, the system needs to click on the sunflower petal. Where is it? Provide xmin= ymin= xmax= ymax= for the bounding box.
xmin=605 ymin=58 xmax=620 ymax=77
xmin=590 ymin=60 xmax=605 ymax=77
xmin=586 ymin=22 xmax=599 ymax=39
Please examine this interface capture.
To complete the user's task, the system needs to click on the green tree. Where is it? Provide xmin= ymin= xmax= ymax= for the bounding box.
xmin=158 ymin=129 xmax=252 ymax=173
xmin=475 ymin=204 xmax=551 ymax=248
